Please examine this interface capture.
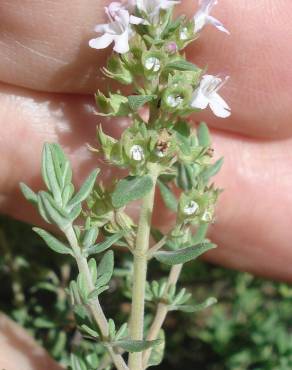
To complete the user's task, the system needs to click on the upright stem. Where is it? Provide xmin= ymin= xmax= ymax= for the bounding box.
xmin=142 ymin=264 xmax=183 ymax=368
xmin=128 ymin=164 xmax=159 ymax=370
xmin=64 ymin=225 xmax=128 ymax=370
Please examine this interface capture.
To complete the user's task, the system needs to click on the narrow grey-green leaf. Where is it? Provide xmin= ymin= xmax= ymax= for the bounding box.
xmin=112 ymin=339 xmax=161 ymax=353
xmin=154 ymin=243 xmax=216 ymax=265
xmin=165 ymin=59 xmax=198 ymax=71
xmin=42 ymin=143 xmax=62 ymax=204
xmin=197 ymin=122 xmax=210 ymax=147
xmin=85 ymin=232 xmax=124 ymax=256
xmin=38 ymin=192 xmax=69 ymax=228
xmin=88 ymin=285 xmax=109 ymax=300
xmin=158 ymin=180 xmax=177 ymax=212
xmin=170 ymin=297 xmax=217 ymax=312
xmin=20 ymin=183 xmax=38 ymax=204
xmin=201 ymin=157 xmax=224 ymax=183
xmin=96 ymin=250 xmax=114 ymax=282
xmin=80 ymin=324 xmax=99 ymax=338
xmin=33 ymin=227 xmax=73 ymax=255
xmin=128 ymin=94 xmax=156 ymax=111
xmin=112 ymin=175 xmax=153 ymax=208
xmin=67 ymin=168 xmax=99 ymax=210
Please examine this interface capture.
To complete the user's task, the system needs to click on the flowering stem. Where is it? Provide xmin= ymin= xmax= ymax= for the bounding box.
xmin=128 ymin=164 xmax=160 ymax=370
xmin=142 ymin=264 xmax=183 ymax=368
xmin=63 ymin=225 xmax=129 ymax=370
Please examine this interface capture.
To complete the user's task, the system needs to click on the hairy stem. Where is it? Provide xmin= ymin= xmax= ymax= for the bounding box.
xmin=142 ymin=264 xmax=183 ymax=368
xmin=128 ymin=164 xmax=160 ymax=370
xmin=64 ymin=225 xmax=129 ymax=370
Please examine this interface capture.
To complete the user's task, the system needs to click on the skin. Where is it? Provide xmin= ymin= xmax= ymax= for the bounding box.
xmin=0 ymin=0 xmax=291 ymax=368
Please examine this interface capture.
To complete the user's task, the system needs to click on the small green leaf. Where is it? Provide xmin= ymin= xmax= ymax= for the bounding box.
xmin=20 ymin=183 xmax=38 ymax=204
xmin=82 ymin=227 xmax=99 ymax=248
xmin=33 ymin=227 xmax=73 ymax=256
xmin=154 ymin=242 xmax=216 ymax=265
xmin=165 ymin=59 xmax=199 ymax=71
xmin=111 ymin=175 xmax=153 ymax=208
xmin=85 ymin=232 xmax=124 ymax=256
xmin=80 ymin=324 xmax=100 ymax=338
xmin=67 ymin=169 xmax=100 ymax=210
xmin=88 ymin=258 xmax=97 ymax=284
xmin=112 ymin=339 xmax=161 ymax=353
xmin=197 ymin=122 xmax=210 ymax=147
xmin=201 ymin=158 xmax=224 ymax=183
xmin=170 ymin=297 xmax=217 ymax=312
xmin=158 ymin=180 xmax=178 ymax=212
xmin=128 ymin=95 xmax=156 ymax=110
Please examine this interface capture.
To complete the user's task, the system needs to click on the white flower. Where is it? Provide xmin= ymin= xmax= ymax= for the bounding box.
xmin=190 ymin=74 xmax=231 ymax=118
xmin=184 ymin=201 xmax=199 ymax=216
xmin=135 ymin=0 xmax=180 ymax=24
xmin=89 ymin=2 xmax=144 ymax=54
xmin=144 ymin=57 xmax=161 ymax=72
xmin=194 ymin=0 xmax=229 ymax=34
xmin=130 ymin=145 xmax=144 ymax=161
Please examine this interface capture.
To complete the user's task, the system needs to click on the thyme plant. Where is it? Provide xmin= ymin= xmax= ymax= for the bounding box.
xmin=20 ymin=1 xmax=230 ymax=369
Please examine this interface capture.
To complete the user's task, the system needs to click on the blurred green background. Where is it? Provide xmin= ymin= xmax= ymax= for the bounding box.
xmin=1 ymin=215 xmax=292 ymax=370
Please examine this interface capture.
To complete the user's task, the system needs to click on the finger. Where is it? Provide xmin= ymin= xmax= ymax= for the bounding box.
xmin=1 ymin=83 xmax=292 ymax=280
xmin=1 ymin=1 xmax=292 ymax=138
xmin=0 ymin=313 xmax=62 ymax=370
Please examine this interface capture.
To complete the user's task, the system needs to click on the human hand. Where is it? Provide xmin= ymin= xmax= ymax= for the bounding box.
xmin=0 ymin=0 xmax=291 ymax=280
xmin=1 ymin=1 xmax=292 ymax=369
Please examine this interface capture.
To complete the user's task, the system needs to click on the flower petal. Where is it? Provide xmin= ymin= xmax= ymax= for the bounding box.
xmin=89 ymin=33 xmax=114 ymax=50
xmin=191 ymin=89 xmax=209 ymax=110
xmin=209 ymin=92 xmax=231 ymax=118
xmin=113 ymin=30 xmax=130 ymax=53
xmin=206 ymin=15 xmax=230 ymax=34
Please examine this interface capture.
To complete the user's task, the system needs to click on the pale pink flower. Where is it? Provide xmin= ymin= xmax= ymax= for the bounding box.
xmin=194 ymin=0 xmax=229 ymax=34
xmin=89 ymin=2 xmax=144 ymax=54
xmin=191 ymin=75 xmax=231 ymax=118
xmin=135 ymin=0 xmax=180 ymax=24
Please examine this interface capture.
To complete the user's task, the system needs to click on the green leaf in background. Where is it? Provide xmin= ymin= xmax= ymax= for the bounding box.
xmin=197 ymin=122 xmax=211 ymax=147
xmin=165 ymin=59 xmax=198 ymax=71
xmin=67 ymin=169 xmax=100 ymax=210
xmin=19 ymin=183 xmax=38 ymax=204
xmin=111 ymin=175 xmax=153 ymax=208
xmin=148 ymin=330 xmax=165 ymax=367
xmin=176 ymin=163 xmax=195 ymax=191
xmin=33 ymin=227 xmax=73 ymax=256
xmin=112 ymin=339 xmax=161 ymax=353
xmin=170 ymin=297 xmax=217 ymax=312
xmin=70 ymin=353 xmax=88 ymax=370
xmin=154 ymin=242 xmax=216 ymax=265
xmin=201 ymin=157 xmax=224 ymax=183
xmin=128 ymin=94 xmax=156 ymax=110
xmin=85 ymin=232 xmax=124 ymax=256
xmin=158 ymin=180 xmax=178 ymax=212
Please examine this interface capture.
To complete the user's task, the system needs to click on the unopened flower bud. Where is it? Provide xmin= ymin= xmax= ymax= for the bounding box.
xmin=165 ymin=42 xmax=178 ymax=54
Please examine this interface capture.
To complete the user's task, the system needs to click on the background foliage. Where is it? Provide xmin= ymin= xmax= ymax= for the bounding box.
xmin=1 ymin=214 xmax=291 ymax=370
